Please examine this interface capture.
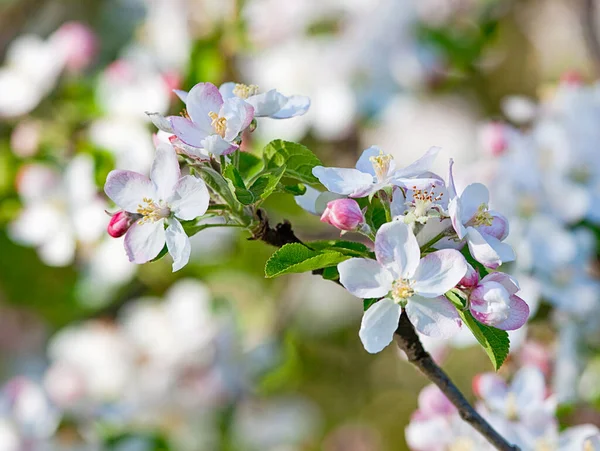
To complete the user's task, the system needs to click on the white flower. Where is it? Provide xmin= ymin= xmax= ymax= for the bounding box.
xmin=104 ymin=143 xmax=209 ymax=271
xmin=337 ymin=221 xmax=467 ymax=353
xmin=313 ymin=145 xmax=442 ymax=198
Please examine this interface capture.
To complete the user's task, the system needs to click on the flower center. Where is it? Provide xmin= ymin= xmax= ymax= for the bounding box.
xmin=208 ymin=111 xmax=227 ymax=137
xmin=136 ymin=198 xmax=170 ymax=224
xmin=584 ymin=439 xmax=596 ymax=451
xmin=534 ymin=438 xmax=554 ymax=451
xmin=470 ymin=204 xmax=493 ymax=227
xmin=369 ymin=150 xmax=394 ymax=182
xmin=449 ymin=437 xmax=475 ymax=451
xmin=405 ymin=185 xmax=444 ymax=223
xmin=506 ymin=392 xmax=519 ymax=421
xmin=391 ymin=279 xmax=414 ymax=303
xmin=233 ymin=83 xmax=259 ymax=99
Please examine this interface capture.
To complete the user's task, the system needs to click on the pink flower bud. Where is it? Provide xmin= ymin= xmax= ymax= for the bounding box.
xmin=107 ymin=211 xmax=134 ymax=238
xmin=480 ymin=122 xmax=508 ymax=157
xmin=52 ymin=22 xmax=98 ymax=72
xmin=459 ymin=263 xmax=479 ymax=288
xmin=560 ymin=70 xmax=584 ymax=86
xmin=320 ymin=199 xmax=364 ymax=231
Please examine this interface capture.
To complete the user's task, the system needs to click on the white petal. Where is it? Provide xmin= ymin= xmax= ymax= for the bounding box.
xmin=394 ymin=146 xmax=440 ymax=178
xmin=405 ymin=295 xmax=461 ymax=338
xmin=165 ymin=218 xmax=191 ymax=272
xmin=312 ymin=166 xmax=375 ymax=197
xmin=271 ymin=95 xmax=310 ymax=119
xmin=151 ymin=143 xmax=180 ymax=200
xmin=39 ymin=225 xmax=76 ymax=267
xmin=354 ymin=146 xmax=381 ymax=176
xmin=202 ymin=134 xmax=238 ymax=156
xmin=218 ymin=82 xmax=236 ymax=100
xmin=246 ymin=89 xmax=286 ymax=117
xmin=173 ymin=89 xmax=188 ymax=102
xmin=390 ymin=187 xmax=407 ymax=218
xmin=124 ymin=220 xmax=165 ymax=264
xmin=466 ymin=228 xmax=509 ymax=269
xmin=222 ymin=97 xmax=255 ymax=140
xmin=412 ymin=249 xmax=467 ymax=297
xmin=459 ymin=183 xmax=489 ymax=223
xmin=446 ymin=158 xmax=457 ymax=199
xmin=185 ymin=82 xmax=223 ymax=128
xmin=146 ymin=112 xmax=174 ymax=133
xmin=170 ymin=116 xmax=210 ymax=148
xmin=104 ymin=170 xmax=155 ymax=213
xmin=375 ymin=221 xmax=420 ymax=279
xmin=480 ymin=272 xmax=520 ymax=295
xmin=169 ymin=175 xmax=210 ymax=220
xmin=406 ymin=417 xmax=453 ymax=451
xmin=359 ymin=299 xmax=401 ymax=353
xmin=449 ymin=196 xmax=467 ymax=239
xmin=338 ymin=258 xmax=393 ymax=298
xmin=511 ymin=366 xmax=546 ymax=408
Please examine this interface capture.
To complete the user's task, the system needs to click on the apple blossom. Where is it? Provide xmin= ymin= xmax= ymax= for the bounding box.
xmin=313 ymin=145 xmax=442 ymax=198
xmin=106 ymin=210 xmax=136 ymax=238
xmin=320 ymin=198 xmax=365 ymax=232
xmin=337 ymin=221 xmax=467 ymax=353
xmin=104 ymin=143 xmax=209 ymax=271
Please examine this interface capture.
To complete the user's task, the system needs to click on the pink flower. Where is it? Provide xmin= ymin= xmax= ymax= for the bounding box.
xmin=320 ymin=199 xmax=364 ymax=231
xmin=52 ymin=22 xmax=97 ymax=72
xmin=480 ymin=122 xmax=508 ymax=157
xmin=106 ymin=211 xmax=135 ymax=238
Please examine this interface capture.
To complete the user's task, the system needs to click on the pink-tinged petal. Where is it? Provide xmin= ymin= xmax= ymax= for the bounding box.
xmin=169 ymin=175 xmax=209 ymax=220
xmin=472 ymin=373 xmax=507 ymax=405
xmin=170 ymin=116 xmax=209 ymax=148
xmin=418 ymin=384 xmax=457 ymax=417
xmin=575 ymin=430 xmax=600 ymax=451
xmin=246 ymin=89 xmax=286 ymax=117
xmin=391 ymin=177 xmax=443 ymax=190
xmin=173 ymin=89 xmax=188 ymax=102
xmin=470 ymin=281 xmax=511 ymax=327
xmin=406 ymin=295 xmax=461 ymax=338
xmin=151 ymin=143 xmax=180 ymax=200
xmin=480 ymin=272 xmax=520 ymax=295
xmin=412 ymin=250 xmax=467 ymax=298
xmin=446 ymin=158 xmax=457 ymax=199
xmin=395 ymin=146 xmax=441 ymax=178
xmin=146 ymin=112 xmax=174 ymax=133
xmin=312 ymin=166 xmax=375 ymax=197
xmin=466 ymin=228 xmax=514 ymax=269
xmin=375 ymin=221 xmax=420 ymax=279
xmin=406 ymin=416 xmax=453 ymax=451
xmin=390 ymin=187 xmax=407 ymax=218
xmin=271 ymin=95 xmax=310 ymax=119
xmin=448 ymin=197 xmax=467 ymax=239
xmin=165 ymin=218 xmax=191 ymax=272
xmin=510 ymin=366 xmax=546 ymax=408
xmin=494 ymin=295 xmax=529 ymax=330
xmin=355 ymin=146 xmax=381 ymax=176
xmin=459 ymin=183 xmax=489 ymax=224
xmin=218 ymin=82 xmax=236 ymax=100
xmin=124 ymin=220 xmax=165 ymax=264
xmin=222 ymin=97 xmax=254 ymax=140
xmin=359 ymin=298 xmax=401 ymax=353
xmin=479 ymin=211 xmax=509 ymax=241
xmin=104 ymin=170 xmax=155 ymax=213
xmin=202 ymin=134 xmax=239 ymax=156
xmin=338 ymin=258 xmax=393 ymax=298
xmin=459 ymin=263 xmax=479 ymax=288
xmin=185 ymin=82 xmax=223 ymax=127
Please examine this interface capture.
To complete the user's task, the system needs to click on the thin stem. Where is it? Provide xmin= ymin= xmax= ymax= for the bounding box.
xmin=252 ymin=210 xmax=520 ymax=451
xmin=419 ymin=226 xmax=452 ymax=253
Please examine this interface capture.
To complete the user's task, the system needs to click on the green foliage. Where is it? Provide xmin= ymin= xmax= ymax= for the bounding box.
xmin=361 ymin=196 xmax=387 ymax=232
xmin=196 ymin=166 xmax=242 ymax=211
xmin=446 ymin=290 xmax=510 ymax=371
xmin=224 ymin=164 xmax=286 ymax=206
xmin=265 ymin=243 xmax=351 ymax=278
xmin=309 ymin=240 xmax=373 ymax=258
xmin=262 ymin=140 xmax=322 ymax=185
xmin=363 ymin=298 xmax=378 ymax=311
xmin=237 ymin=151 xmax=263 ymax=180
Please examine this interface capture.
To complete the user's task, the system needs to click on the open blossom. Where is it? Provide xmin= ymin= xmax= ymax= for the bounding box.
xmin=459 ymin=268 xmax=529 ymax=330
xmin=176 ymin=82 xmax=310 ymax=119
xmin=313 ymin=146 xmax=442 ymax=198
xmin=104 ymin=143 xmax=209 ymax=271
xmin=338 ymin=221 xmax=467 ymax=353
xmin=320 ymin=198 xmax=365 ymax=231
xmin=447 ymin=159 xmax=514 ymax=268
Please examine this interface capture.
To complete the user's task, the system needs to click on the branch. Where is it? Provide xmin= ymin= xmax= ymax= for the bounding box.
xmin=254 ymin=210 xmax=520 ymax=451
xmin=582 ymin=0 xmax=600 ymax=77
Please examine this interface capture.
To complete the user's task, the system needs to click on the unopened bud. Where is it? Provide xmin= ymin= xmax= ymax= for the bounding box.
xmin=52 ymin=22 xmax=97 ymax=72
xmin=320 ymin=199 xmax=364 ymax=231
xmin=560 ymin=70 xmax=584 ymax=86
xmin=480 ymin=122 xmax=508 ymax=157
xmin=107 ymin=211 xmax=134 ymax=238
xmin=459 ymin=263 xmax=479 ymax=288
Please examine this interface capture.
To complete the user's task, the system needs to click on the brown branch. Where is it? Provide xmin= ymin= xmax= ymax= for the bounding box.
xmin=582 ymin=0 xmax=600 ymax=77
xmin=255 ymin=210 xmax=520 ymax=451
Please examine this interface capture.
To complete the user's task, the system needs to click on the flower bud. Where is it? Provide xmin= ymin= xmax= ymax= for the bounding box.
xmin=320 ymin=199 xmax=364 ymax=231
xmin=480 ymin=122 xmax=508 ymax=157
xmin=107 ymin=211 xmax=134 ymax=238
xmin=52 ymin=22 xmax=97 ymax=72
xmin=459 ymin=263 xmax=479 ymax=288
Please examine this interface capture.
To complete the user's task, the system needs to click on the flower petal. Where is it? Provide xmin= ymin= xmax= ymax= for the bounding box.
xmin=359 ymin=298 xmax=401 ymax=353
xmin=185 ymin=82 xmax=223 ymax=127
xmin=218 ymin=82 xmax=236 ymax=100
xmin=271 ymin=95 xmax=310 ymax=119
xmin=406 ymin=295 xmax=461 ymax=338
xmin=165 ymin=218 xmax=191 ymax=272
xmin=511 ymin=366 xmax=546 ymax=407
xmin=391 ymin=177 xmax=443 ymax=190
xmin=448 ymin=196 xmax=467 ymax=239
xmin=412 ymin=249 xmax=467 ymax=297
xmin=202 ymin=134 xmax=239 ymax=156
xmin=169 ymin=175 xmax=210 ymax=220
xmin=394 ymin=146 xmax=440 ymax=178
xmin=151 ymin=143 xmax=180 ymax=200
xmin=446 ymin=158 xmax=457 ymax=199
xmin=146 ymin=112 xmax=174 ymax=133
xmin=466 ymin=227 xmax=514 ymax=269
xmin=173 ymin=89 xmax=188 ymax=102
xmin=246 ymin=89 xmax=287 ymax=117
xmin=124 ymin=220 xmax=165 ymax=264
xmin=104 ymin=170 xmax=155 ymax=213
xmin=418 ymin=384 xmax=457 ymax=417
xmin=375 ymin=221 xmax=420 ymax=279
xmin=355 ymin=146 xmax=381 ymax=176
xmin=170 ymin=116 xmax=209 ymax=148
xmin=459 ymin=183 xmax=489 ymax=224
xmin=338 ymin=258 xmax=393 ymax=298
xmin=480 ymin=272 xmax=520 ymax=295
xmin=222 ymin=97 xmax=254 ymax=140
xmin=312 ymin=166 xmax=374 ymax=197
xmin=494 ymin=295 xmax=529 ymax=331
xmin=390 ymin=187 xmax=407 ymax=218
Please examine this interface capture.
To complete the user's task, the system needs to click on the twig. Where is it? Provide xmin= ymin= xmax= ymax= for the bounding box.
xmin=582 ymin=0 xmax=600 ymax=77
xmin=255 ymin=210 xmax=520 ymax=451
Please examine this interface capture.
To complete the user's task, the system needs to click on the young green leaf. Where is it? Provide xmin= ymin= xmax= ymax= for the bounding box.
xmin=308 ymin=240 xmax=373 ymax=258
xmin=237 ymin=151 xmax=263 ymax=180
xmin=265 ymin=243 xmax=350 ymax=278
xmin=446 ymin=291 xmax=510 ymax=371
xmin=223 ymin=165 xmax=255 ymax=205
xmin=262 ymin=140 xmax=322 ymax=184
xmin=197 ymin=166 xmax=242 ymax=211
xmin=248 ymin=165 xmax=286 ymax=202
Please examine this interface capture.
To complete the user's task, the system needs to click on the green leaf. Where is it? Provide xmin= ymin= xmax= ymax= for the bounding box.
xmin=248 ymin=165 xmax=286 ymax=202
xmin=262 ymin=140 xmax=322 ymax=184
xmin=363 ymin=196 xmax=387 ymax=231
xmin=223 ymin=165 xmax=254 ymax=205
xmin=265 ymin=243 xmax=351 ymax=278
xmin=281 ymin=183 xmax=307 ymax=196
xmin=197 ymin=166 xmax=241 ymax=210
xmin=446 ymin=291 xmax=509 ymax=371
xmin=363 ymin=298 xmax=377 ymax=311
xmin=320 ymin=266 xmax=340 ymax=280
xmin=309 ymin=240 xmax=373 ymax=258
xmin=237 ymin=151 xmax=263 ymax=180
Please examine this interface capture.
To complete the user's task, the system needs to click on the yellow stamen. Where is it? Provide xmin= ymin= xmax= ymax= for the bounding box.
xmin=472 ymin=204 xmax=493 ymax=227
xmin=505 ymin=392 xmax=519 ymax=421
xmin=136 ymin=197 xmax=170 ymax=224
xmin=180 ymin=109 xmax=191 ymax=120
xmin=392 ymin=279 xmax=414 ymax=303
xmin=449 ymin=437 xmax=475 ymax=451
xmin=369 ymin=150 xmax=393 ymax=181
xmin=208 ymin=111 xmax=227 ymax=138
xmin=233 ymin=83 xmax=259 ymax=99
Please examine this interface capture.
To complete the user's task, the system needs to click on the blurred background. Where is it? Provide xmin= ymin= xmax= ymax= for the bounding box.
xmin=0 ymin=0 xmax=599 ymax=449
